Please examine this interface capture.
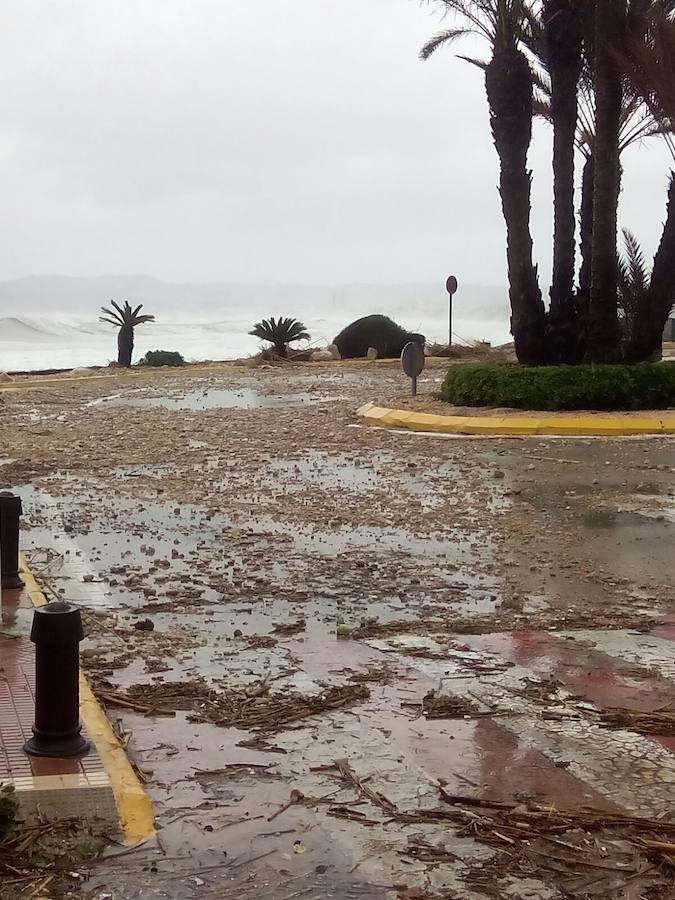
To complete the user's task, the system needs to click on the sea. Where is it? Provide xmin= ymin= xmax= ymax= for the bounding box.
xmin=0 ymin=277 xmax=512 ymax=372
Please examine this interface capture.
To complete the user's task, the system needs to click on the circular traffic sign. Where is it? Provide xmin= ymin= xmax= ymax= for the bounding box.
xmin=446 ymin=275 xmax=458 ymax=295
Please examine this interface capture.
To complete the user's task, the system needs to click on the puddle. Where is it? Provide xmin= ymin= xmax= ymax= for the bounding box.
xmin=623 ymin=494 xmax=675 ymax=525
xmin=88 ymin=387 xmax=341 ymax=411
xmin=582 ymin=509 xmax=661 ymax=529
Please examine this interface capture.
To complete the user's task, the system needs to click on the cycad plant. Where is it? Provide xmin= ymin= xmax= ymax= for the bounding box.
xmin=99 ymin=301 xmax=155 ymax=367
xmin=249 ymin=317 xmax=310 ymax=357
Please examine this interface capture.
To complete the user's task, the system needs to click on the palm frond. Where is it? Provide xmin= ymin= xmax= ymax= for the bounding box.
xmin=99 ymin=300 xmax=155 ymax=328
xmin=99 ymin=305 xmax=124 ymax=327
xmin=616 ymin=3 xmax=675 ymax=161
xmin=623 ymin=228 xmax=649 ymax=292
xmin=456 ymin=53 xmax=488 ymax=70
xmin=533 ymin=96 xmax=553 ymax=123
xmin=420 ymin=28 xmax=470 ymax=60
xmin=618 ymin=228 xmax=650 ymax=340
xmin=110 ymin=299 xmax=128 ymax=319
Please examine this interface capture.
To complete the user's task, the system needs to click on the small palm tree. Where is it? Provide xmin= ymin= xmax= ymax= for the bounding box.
xmin=249 ymin=317 xmax=310 ymax=358
xmin=100 ymin=300 xmax=155 ymax=367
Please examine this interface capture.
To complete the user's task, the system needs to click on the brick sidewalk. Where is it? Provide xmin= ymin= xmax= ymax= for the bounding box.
xmin=0 ymin=585 xmax=118 ymax=827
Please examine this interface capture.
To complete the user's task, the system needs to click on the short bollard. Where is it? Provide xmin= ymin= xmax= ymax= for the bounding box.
xmin=0 ymin=490 xmax=23 ymax=589
xmin=23 ymin=601 xmax=90 ymax=758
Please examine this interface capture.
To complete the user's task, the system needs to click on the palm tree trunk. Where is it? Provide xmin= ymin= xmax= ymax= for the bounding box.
xmin=587 ymin=0 xmax=624 ymax=362
xmin=486 ymin=48 xmax=547 ymax=365
xmin=549 ymin=78 xmax=578 ymax=316
xmin=578 ymin=153 xmax=594 ymax=309
xmin=626 ymin=173 xmax=675 ymax=362
xmin=118 ymin=325 xmax=134 ymax=367
xmin=548 ymin=64 xmax=583 ymax=362
xmin=545 ymin=1 xmax=582 ymax=325
xmin=274 ymin=342 xmax=288 ymax=358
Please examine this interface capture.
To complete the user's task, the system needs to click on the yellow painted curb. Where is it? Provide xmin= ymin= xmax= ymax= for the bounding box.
xmin=19 ymin=557 xmax=155 ymax=844
xmin=357 ymin=402 xmax=675 ymax=437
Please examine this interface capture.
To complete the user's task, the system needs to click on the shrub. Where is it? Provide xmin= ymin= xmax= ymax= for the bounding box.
xmin=440 ymin=362 xmax=675 ymax=411
xmin=333 ymin=315 xmax=425 ymax=359
xmin=140 ymin=350 xmax=185 ymax=367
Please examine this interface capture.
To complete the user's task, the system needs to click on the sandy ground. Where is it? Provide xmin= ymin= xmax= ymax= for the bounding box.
xmin=2 ymin=361 xmax=675 ymax=900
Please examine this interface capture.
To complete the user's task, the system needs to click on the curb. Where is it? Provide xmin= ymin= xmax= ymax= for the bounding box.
xmin=356 ymin=402 xmax=675 ymax=437
xmin=20 ymin=558 xmax=155 ymax=844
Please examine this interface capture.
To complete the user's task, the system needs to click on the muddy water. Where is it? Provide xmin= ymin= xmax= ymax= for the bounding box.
xmin=7 ymin=369 xmax=675 ymax=899
xmin=89 ymin=386 xmax=342 ymax=411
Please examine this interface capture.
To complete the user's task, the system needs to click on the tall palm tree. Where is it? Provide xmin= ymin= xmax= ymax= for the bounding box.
xmin=249 ymin=317 xmax=310 ymax=358
xmin=421 ymin=0 xmax=548 ymax=365
xmin=585 ymin=0 xmax=626 ymax=362
xmin=619 ymin=2 xmax=675 ymax=360
xmin=531 ymin=10 xmax=661 ymax=359
xmin=99 ymin=301 xmax=155 ymax=367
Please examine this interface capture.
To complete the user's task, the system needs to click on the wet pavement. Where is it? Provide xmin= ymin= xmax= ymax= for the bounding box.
xmin=2 ymin=362 xmax=675 ymax=899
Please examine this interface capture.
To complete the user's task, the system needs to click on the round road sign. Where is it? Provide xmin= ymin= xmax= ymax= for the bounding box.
xmin=446 ymin=275 xmax=458 ymax=295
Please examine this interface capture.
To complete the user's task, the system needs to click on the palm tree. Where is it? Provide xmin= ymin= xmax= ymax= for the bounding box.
xmin=99 ymin=301 xmax=155 ymax=367
xmin=531 ymin=5 xmax=661 ymax=360
xmin=421 ymin=0 xmax=548 ymax=365
xmin=618 ymin=2 xmax=675 ymax=360
xmin=249 ymin=317 xmax=310 ymax=358
xmin=583 ymin=0 xmax=626 ymax=362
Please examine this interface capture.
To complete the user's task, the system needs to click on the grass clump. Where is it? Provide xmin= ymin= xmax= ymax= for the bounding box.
xmin=440 ymin=362 xmax=675 ymax=411
xmin=140 ymin=350 xmax=185 ymax=367
xmin=0 ymin=784 xmax=18 ymax=840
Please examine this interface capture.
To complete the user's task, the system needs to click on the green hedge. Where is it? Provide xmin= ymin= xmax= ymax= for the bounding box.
xmin=140 ymin=350 xmax=185 ymax=367
xmin=440 ymin=362 xmax=675 ymax=411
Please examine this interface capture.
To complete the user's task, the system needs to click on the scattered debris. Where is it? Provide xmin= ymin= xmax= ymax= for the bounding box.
xmin=598 ymin=707 xmax=675 ymax=737
xmin=417 ymin=691 xmax=490 ymax=720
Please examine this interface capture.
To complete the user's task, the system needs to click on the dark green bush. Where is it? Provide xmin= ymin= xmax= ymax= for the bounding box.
xmin=333 ymin=315 xmax=425 ymax=359
xmin=140 ymin=350 xmax=185 ymax=367
xmin=440 ymin=362 xmax=675 ymax=411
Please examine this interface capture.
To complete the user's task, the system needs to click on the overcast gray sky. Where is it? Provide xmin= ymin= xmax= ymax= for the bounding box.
xmin=0 ymin=1 xmax=672 ymax=288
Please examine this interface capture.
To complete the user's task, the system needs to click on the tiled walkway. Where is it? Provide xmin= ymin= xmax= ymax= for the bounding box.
xmin=0 ymin=585 xmax=118 ymax=827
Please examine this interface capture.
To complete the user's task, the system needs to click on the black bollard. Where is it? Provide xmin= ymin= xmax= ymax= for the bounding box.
xmin=0 ymin=490 xmax=23 ymax=589
xmin=23 ymin=601 xmax=90 ymax=758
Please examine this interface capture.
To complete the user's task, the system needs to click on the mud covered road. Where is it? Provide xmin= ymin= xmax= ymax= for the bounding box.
xmin=2 ymin=362 xmax=675 ymax=899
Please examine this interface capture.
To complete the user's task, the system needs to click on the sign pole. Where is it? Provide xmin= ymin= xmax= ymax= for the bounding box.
xmin=401 ymin=342 xmax=425 ymax=398
xmin=448 ymin=295 xmax=452 ymax=348
xmin=445 ymin=275 xmax=458 ymax=348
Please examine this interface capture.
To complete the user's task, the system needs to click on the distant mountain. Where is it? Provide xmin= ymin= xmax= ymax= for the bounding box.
xmin=0 ymin=275 xmax=508 ymax=322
